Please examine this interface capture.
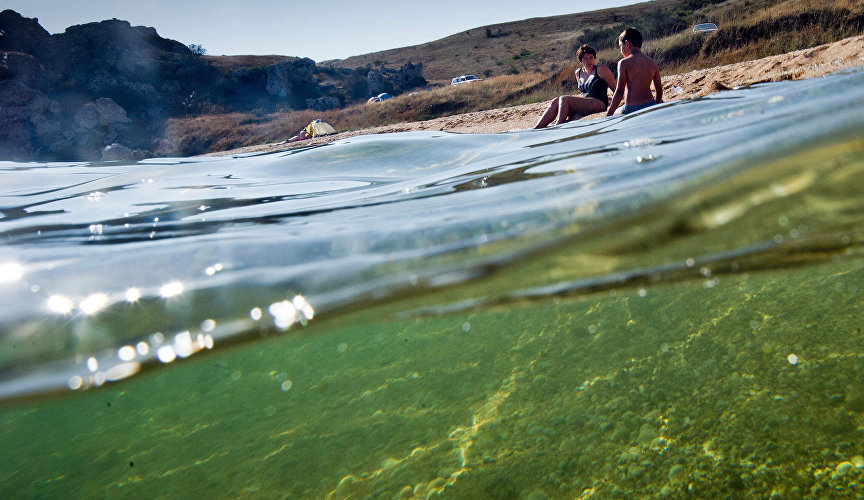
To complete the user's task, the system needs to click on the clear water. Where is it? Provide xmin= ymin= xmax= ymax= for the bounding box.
xmin=2 ymin=68 xmax=864 ymax=498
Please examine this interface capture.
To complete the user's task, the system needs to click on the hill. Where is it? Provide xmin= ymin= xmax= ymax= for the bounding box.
xmin=203 ymin=0 xmax=863 ymax=85
xmin=156 ymin=0 xmax=864 ymax=157
xmin=1 ymin=0 xmax=862 ymax=160
xmin=330 ymin=0 xmax=761 ymax=81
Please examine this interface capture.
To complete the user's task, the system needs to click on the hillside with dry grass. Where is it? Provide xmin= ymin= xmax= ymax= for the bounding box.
xmin=328 ymin=0 xmax=864 ymax=81
xmin=157 ymin=0 xmax=864 ymax=157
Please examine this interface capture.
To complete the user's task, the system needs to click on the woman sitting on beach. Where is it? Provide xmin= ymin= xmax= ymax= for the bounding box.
xmin=534 ymin=44 xmax=616 ymax=128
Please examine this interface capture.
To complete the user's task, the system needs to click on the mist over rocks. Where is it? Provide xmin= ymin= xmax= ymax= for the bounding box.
xmin=0 ymin=9 xmax=426 ymax=161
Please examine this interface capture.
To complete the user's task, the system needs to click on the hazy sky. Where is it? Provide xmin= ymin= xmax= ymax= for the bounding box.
xmin=5 ymin=0 xmax=642 ymax=61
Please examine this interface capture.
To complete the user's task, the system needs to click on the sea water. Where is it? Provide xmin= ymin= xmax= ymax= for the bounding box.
xmin=2 ymin=67 xmax=864 ymax=498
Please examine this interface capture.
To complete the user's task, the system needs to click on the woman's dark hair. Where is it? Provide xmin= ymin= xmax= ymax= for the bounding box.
xmin=576 ymin=44 xmax=597 ymax=62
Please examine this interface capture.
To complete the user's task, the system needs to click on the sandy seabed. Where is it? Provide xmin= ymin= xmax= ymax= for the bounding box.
xmin=212 ymin=35 xmax=864 ymax=157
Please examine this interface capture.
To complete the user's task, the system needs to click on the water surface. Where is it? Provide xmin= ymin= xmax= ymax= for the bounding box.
xmin=2 ymin=68 xmax=864 ymax=498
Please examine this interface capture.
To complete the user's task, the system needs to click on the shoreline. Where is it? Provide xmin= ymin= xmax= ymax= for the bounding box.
xmin=209 ymin=35 xmax=864 ymax=157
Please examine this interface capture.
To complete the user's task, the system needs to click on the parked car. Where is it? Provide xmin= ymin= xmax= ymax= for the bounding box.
xmin=367 ymin=92 xmax=394 ymax=103
xmin=693 ymin=22 xmax=719 ymax=33
xmin=451 ymin=74 xmax=481 ymax=85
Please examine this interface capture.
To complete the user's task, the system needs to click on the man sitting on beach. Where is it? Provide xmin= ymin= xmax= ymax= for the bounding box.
xmin=607 ymin=27 xmax=663 ymax=116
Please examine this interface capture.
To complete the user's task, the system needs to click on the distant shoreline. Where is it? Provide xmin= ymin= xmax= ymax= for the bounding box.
xmin=209 ymin=35 xmax=864 ymax=157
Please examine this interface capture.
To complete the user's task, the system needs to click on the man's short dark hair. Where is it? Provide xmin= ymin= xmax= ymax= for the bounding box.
xmin=576 ymin=44 xmax=597 ymax=61
xmin=619 ymin=27 xmax=643 ymax=48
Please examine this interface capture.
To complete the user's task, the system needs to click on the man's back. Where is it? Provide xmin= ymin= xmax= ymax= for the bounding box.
xmin=607 ymin=27 xmax=664 ymax=116
xmin=620 ymin=52 xmax=661 ymax=106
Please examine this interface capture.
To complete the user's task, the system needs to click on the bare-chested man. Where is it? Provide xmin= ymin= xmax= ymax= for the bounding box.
xmin=607 ymin=27 xmax=663 ymax=116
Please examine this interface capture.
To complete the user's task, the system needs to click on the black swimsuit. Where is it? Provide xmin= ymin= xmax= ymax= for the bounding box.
xmin=578 ymin=67 xmax=609 ymax=108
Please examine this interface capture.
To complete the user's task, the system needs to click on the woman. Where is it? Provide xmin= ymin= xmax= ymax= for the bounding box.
xmin=534 ymin=45 xmax=616 ymax=128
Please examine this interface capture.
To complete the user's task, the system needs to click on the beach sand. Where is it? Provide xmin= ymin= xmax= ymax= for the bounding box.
xmin=211 ymin=35 xmax=864 ymax=156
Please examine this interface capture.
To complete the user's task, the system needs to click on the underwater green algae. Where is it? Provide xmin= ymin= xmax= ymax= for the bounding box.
xmin=3 ymin=255 xmax=864 ymax=498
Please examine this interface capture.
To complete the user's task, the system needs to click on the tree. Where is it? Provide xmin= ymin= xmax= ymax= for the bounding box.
xmin=188 ymin=44 xmax=207 ymax=56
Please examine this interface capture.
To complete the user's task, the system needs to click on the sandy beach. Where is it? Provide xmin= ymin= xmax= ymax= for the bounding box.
xmin=212 ymin=35 xmax=864 ymax=156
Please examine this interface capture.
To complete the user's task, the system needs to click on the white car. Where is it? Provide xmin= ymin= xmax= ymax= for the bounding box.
xmin=451 ymin=74 xmax=481 ymax=85
xmin=693 ymin=23 xmax=719 ymax=33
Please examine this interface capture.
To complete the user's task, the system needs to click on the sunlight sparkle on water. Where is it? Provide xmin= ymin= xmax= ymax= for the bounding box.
xmin=157 ymin=345 xmax=176 ymax=363
xmin=47 ymin=295 xmax=74 ymax=314
xmin=118 ymin=345 xmax=137 ymax=361
xmin=104 ymin=362 xmax=140 ymax=381
xmin=173 ymin=331 xmax=193 ymax=357
xmin=269 ymin=300 xmax=298 ymax=330
xmin=292 ymin=295 xmax=315 ymax=320
xmin=205 ymin=263 xmax=223 ymax=276
xmin=0 ymin=262 xmax=24 ymax=283
xmin=267 ymin=295 xmax=314 ymax=329
xmin=68 ymin=375 xmax=84 ymax=390
xmin=159 ymin=281 xmax=184 ymax=298
xmin=79 ymin=293 xmax=108 ymax=315
xmin=125 ymin=287 xmax=141 ymax=302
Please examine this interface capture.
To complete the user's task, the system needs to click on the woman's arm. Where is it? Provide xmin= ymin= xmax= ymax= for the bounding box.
xmin=599 ymin=65 xmax=616 ymax=90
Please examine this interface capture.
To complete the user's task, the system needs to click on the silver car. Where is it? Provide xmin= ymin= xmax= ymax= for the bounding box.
xmin=693 ymin=23 xmax=719 ymax=33
xmin=451 ymin=74 xmax=481 ymax=85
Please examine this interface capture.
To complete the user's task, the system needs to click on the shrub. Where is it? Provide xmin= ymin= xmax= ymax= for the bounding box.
xmin=187 ymin=44 xmax=206 ymax=56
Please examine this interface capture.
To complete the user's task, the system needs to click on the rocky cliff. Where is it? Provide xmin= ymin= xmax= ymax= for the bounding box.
xmin=0 ymin=10 xmax=426 ymax=161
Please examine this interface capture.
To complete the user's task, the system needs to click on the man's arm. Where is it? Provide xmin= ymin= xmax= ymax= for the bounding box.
xmin=652 ymin=65 xmax=663 ymax=104
xmin=607 ymin=61 xmax=627 ymax=116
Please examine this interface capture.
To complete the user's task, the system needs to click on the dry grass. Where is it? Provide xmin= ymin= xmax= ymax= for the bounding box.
xmin=331 ymin=0 xmax=690 ymax=82
xmin=202 ymin=55 xmax=295 ymax=73
xmin=156 ymin=73 xmax=556 ymax=156
xmin=650 ymin=0 xmax=864 ymax=73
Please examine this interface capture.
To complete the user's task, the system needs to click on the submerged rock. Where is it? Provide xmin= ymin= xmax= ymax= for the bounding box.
xmin=101 ymin=142 xmax=151 ymax=161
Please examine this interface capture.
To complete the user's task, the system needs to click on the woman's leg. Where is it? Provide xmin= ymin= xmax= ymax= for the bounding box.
xmin=554 ymin=96 xmax=606 ymax=124
xmin=534 ymin=98 xmax=561 ymax=129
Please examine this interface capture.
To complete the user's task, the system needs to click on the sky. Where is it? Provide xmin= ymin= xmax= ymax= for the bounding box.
xmin=5 ymin=0 xmax=642 ymax=61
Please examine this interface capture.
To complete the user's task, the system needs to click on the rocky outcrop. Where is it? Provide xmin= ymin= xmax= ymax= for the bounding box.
xmin=365 ymin=62 xmax=427 ymax=97
xmin=0 ymin=9 xmax=51 ymax=53
xmin=0 ymin=9 xmax=426 ymax=160
xmin=1 ymin=51 xmax=51 ymax=87
xmin=101 ymin=142 xmax=152 ymax=161
xmin=0 ymin=10 xmax=213 ymax=160
xmin=395 ymin=62 xmax=426 ymax=90
xmin=366 ymin=69 xmax=388 ymax=96
xmin=306 ymin=96 xmax=341 ymax=111
xmin=0 ymin=79 xmax=43 ymax=159
xmin=265 ymin=57 xmax=319 ymax=102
